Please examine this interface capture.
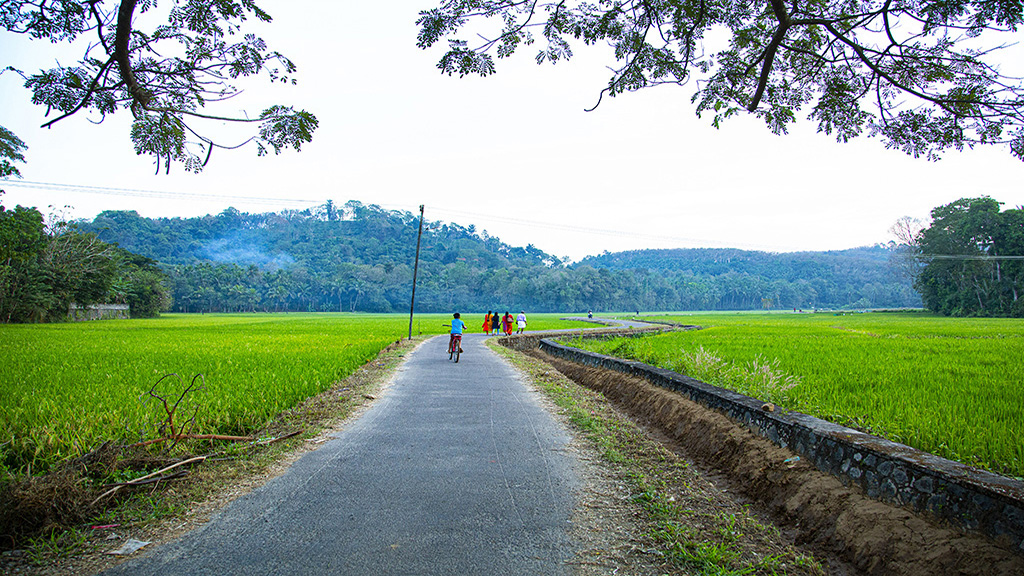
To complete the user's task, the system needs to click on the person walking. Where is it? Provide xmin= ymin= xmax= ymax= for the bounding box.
xmin=502 ymin=311 xmax=514 ymax=336
xmin=483 ymin=311 xmax=492 ymax=333
xmin=491 ymin=311 xmax=501 ymax=335
xmin=515 ymin=311 xmax=527 ymax=334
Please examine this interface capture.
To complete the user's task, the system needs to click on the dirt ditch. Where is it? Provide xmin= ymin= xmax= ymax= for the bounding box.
xmin=526 ymin=348 xmax=1024 ymax=576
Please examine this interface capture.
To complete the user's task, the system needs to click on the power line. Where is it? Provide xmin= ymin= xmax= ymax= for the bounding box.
xmin=1 ymin=179 xmax=828 ymax=253
xmin=0 ymin=179 xmax=322 ymax=206
xmin=415 ymin=205 xmax=807 ymax=253
xmin=923 ymin=254 xmax=1024 ymax=260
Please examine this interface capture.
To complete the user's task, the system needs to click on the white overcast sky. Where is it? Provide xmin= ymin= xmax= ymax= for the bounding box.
xmin=1 ymin=1 xmax=1022 ymax=262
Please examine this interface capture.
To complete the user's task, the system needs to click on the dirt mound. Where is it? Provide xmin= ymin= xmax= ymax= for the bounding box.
xmin=534 ymin=351 xmax=1024 ymax=576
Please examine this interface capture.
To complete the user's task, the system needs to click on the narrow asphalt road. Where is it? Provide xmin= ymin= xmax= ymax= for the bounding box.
xmin=103 ymin=332 xmax=579 ymax=575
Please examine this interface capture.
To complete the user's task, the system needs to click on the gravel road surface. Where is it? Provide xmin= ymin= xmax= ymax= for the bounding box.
xmin=103 ymin=332 xmax=579 ymax=575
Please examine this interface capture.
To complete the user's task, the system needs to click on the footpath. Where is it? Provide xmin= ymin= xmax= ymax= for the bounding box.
xmin=102 ymin=332 xmax=579 ymax=576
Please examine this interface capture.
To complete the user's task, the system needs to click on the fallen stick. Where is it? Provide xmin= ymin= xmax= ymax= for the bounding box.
xmin=92 ymin=456 xmax=207 ymax=505
xmin=255 ymin=429 xmax=304 ymax=446
xmin=128 ymin=434 xmax=255 ymax=448
xmin=100 ymin=470 xmax=188 ymax=489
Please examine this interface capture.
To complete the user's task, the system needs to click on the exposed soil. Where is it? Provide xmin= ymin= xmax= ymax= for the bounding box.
xmin=528 ymin=348 xmax=1024 ymax=576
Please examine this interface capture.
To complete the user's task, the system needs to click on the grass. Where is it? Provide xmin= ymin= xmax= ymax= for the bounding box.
xmin=0 ymin=312 xmax=591 ymax=476
xmin=24 ymin=528 xmax=95 ymax=566
xmin=575 ymin=311 xmax=1024 ymax=478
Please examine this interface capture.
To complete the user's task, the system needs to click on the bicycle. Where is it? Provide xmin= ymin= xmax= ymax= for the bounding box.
xmin=442 ymin=324 xmax=462 ymax=363
xmin=449 ymin=334 xmax=462 ymax=363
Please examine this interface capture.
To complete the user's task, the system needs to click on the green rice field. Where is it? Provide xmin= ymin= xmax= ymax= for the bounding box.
xmin=574 ymin=312 xmax=1024 ymax=478
xmin=0 ymin=312 xmax=589 ymax=475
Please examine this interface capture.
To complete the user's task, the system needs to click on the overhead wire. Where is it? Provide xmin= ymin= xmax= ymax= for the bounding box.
xmin=2 ymin=179 xmax=776 ymax=252
xmin=0 ymin=179 xmax=321 ymax=206
xmin=385 ymin=204 xmax=804 ymax=253
xmin=9 ymin=178 xmax=1011 ymax=260
xmin=922 ymin=255 xmax=1024 ymax=260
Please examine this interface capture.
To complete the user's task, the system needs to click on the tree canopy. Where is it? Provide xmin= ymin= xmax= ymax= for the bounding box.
xmin=914 ymin=197 xmax=1024 ymax=316
xmin=417 ymin=0 xmax=1024 ymax=160
xmin=2 ymin=0 xmax=317 ymax=173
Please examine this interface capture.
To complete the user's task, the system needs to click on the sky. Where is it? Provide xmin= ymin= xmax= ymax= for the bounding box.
xmin=1 ymin=1 xmax=1022 ymax=262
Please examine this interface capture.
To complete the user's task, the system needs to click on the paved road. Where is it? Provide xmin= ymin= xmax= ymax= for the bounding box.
xmin=559 ymin=316 xmax=654 ymax=330
xmin=104 ymin=333 xmax=578 ymax=575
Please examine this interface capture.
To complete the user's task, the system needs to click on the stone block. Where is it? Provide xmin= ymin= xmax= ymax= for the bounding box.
xmin=878 ymin=460 xmax=894 ymax=476
xmin=914 ymin=475 xmax=935 ymax=494
xmin=891 ymin=466 xmax=909 ymax=485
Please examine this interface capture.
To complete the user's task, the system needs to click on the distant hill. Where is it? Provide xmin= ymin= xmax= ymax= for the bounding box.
xmin=84 ymin=200 xmax=559 ymax=270
xmin=77 ymin=202 xmax=921 ymax=313
xmin=579 ymin=246 xmax=892 ymax=278
xmin=576 ymin=246 xmax=919 ymax=310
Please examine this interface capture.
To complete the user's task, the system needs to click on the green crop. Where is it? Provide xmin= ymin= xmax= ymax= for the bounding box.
xmin=0 ymin=312 xmax=589 ymax=475
xmin=574 ymin=312 xmax=1024 ymax=479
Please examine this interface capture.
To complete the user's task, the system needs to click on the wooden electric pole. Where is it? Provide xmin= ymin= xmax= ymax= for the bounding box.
xmin=408 ymin=205 xmax=424 ymax=340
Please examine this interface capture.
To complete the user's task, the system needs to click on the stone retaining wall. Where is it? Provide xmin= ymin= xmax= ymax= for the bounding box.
xmin=538 ymin=337 xmax=1024 ymax=552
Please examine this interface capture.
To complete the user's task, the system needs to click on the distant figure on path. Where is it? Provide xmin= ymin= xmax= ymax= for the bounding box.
xmin=502 ymin=311 xmax=513 ymax=336
xmin=588 ymin=310 xmax=593 ymax=319
xmin=483 ymin=311 xmax=492 ymax=333
xmin=491 ymin=312 xmax=501 ymax=335
xmin=516 ymin=311 xmax=527 ymax=334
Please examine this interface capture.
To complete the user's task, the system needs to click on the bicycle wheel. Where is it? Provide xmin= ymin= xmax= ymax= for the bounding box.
xmin=449 ymin=340 xmax=454 ymax=360
xmin=453 ymin=342 xmax=460 ymax=363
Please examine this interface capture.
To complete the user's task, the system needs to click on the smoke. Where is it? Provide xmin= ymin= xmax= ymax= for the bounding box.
xmin=202 ymin=235 xmax=295 ymax=269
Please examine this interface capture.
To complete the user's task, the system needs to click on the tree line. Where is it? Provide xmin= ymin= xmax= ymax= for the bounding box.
xmin=23 ymin=196 xmax=1022 ymax=321
xmin=0 ymin=197 xmax=169 ymax=323
xmin=76 ymin=201 xmax=920 ymax=315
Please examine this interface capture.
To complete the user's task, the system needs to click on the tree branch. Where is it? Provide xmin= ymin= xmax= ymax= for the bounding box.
xmin=114 ymin=0 xmax=152 ymax=114
xmin=748 ymin=0 xmax=792 ymax=111
xmin=39 ymin=56 xmax=116 ymax=129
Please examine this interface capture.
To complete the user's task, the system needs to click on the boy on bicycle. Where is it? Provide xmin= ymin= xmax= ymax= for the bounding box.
xmin=449 ymin=312 xmax=466 ymax=354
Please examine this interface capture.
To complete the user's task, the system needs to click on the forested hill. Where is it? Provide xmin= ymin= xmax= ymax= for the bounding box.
xmin=84 ymin=200 xmax=559 ymax=270
xmin=579 ymin=246 xmax=893 ymax=274
xmin=579 ymin=246 xmax=898 ymax=285
xmin=78 ymin=202 xmax=920 ymax=313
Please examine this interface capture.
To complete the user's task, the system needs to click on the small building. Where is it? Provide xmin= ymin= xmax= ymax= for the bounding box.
xmin=68 ymin=303 xmax=130 ymax=321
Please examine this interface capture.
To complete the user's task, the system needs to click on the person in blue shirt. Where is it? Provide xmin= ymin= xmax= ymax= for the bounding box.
xmin=449 ymin=312 xmax=466 ymax=354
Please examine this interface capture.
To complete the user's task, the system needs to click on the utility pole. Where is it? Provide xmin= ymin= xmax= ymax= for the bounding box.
xmin=408 ymin=205 xmax=424 ymax=340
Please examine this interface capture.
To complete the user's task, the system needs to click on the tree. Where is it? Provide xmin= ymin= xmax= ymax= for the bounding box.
xmin=888 ymin=215 xmax=926 ymax=283
xmin=41 ymin=227 xmax=118 ymax=312
xmin=915 ymin=197 xmax=1024 ymax=316
xmin=0 ymin=202 xmax=47 ymax=265
xmin=417 ymin=0 xmax=1024 ymax=160
xmin=0 ymin=126 xmax=27 ymax=179
xmin=109 ymin=249 xmax=171 ymax=317
xmin=3 ymin=0 xmax=317 ymax=173
xmin=0 ymin=202 xmax=49 ymax=322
